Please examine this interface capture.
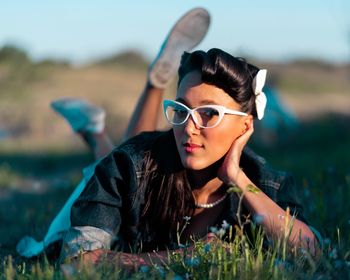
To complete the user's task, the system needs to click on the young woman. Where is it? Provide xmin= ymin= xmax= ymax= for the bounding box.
xmin=17 ymin=8 xmax=319 ymax=268
xmin=59 ymin=49 xmax=318 ymax=267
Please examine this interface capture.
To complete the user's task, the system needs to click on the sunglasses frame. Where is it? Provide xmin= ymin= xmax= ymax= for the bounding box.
xmin=163 ymin=99 xmax=248 ymax=128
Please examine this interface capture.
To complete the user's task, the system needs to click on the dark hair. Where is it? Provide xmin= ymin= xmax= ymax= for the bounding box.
xmin=137 ymin=49 xmax=261 ymax=250
xmin=136 ymin=131 xmax=194 ymax=250
xmin=178 ymin=48 xmax=260 ymax=118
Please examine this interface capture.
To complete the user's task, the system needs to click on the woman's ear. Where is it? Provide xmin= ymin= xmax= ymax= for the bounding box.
xmin=242 ymin=115 xmax=253 ymax=133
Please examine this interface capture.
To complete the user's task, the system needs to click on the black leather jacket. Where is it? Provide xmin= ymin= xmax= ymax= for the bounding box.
xmin=62 ymin=130 xmax=307 ymax=257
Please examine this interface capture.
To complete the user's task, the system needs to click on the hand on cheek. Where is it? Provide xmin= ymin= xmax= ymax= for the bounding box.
xmin=217 ymin=122 xmax=254 ymax=185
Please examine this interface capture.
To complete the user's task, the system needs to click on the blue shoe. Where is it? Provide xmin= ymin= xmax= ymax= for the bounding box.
xmin=149 ymin=7 xmax=210 ymax=89
xmin=51 ymin=98 xmax=105 ymax=133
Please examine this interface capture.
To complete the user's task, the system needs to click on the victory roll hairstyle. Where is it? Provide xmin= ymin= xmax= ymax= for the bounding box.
xmin=178 ymin=48 xmax=261 ymax=118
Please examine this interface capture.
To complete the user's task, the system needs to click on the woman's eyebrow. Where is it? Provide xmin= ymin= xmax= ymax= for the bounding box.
xmin=198 ymin=99 xmax=219 ymax=105
xmin=175 ymin=97 xmax=188 ymax=105
xmin=175 ymin=98 xmax=219 ymax=106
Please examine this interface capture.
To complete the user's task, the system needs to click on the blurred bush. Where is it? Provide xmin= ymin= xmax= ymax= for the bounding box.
xmin=0 ymin=45 xmax=30 ymax=65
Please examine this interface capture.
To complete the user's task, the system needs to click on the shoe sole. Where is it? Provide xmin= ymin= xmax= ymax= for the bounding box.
xmin=149 ymin=7 xmax=210 ymax=88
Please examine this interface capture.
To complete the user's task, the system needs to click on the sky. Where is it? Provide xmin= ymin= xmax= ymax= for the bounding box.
xmin=0 ymin=0 xmax=349 ymax=64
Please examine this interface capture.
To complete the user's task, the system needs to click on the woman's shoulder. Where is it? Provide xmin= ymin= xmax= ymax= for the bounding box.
xmin=242 ymin=147 xmax=305 ymax=219
xmin=106 ymin=130 xmax=176 ymax=173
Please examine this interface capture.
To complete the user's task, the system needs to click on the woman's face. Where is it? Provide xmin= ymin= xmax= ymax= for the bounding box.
xmin=173 ymin=71 xmax=252 ymax=170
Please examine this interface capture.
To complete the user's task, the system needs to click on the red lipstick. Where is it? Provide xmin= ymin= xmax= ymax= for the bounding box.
xmin=183 ymin=142 xmax=203 ymax=153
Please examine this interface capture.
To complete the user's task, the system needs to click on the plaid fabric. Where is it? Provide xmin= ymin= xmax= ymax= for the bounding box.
xmin=60 ymin=226 xmax=112 ymax=260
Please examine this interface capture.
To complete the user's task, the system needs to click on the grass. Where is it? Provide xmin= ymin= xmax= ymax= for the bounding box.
xmin=0 ymin=164 xmax=21 ymax=189
xmin=1 ymin=188 xmax=349 ymax=279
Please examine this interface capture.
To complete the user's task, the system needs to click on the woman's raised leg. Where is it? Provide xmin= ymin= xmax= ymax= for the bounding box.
xmin=51 ymin=98 xmax=114 ymax=159
xmin=124 ymin=7 xmax=210 ymax=140
xmin=50 ymin=8 xmax=210 ymax=157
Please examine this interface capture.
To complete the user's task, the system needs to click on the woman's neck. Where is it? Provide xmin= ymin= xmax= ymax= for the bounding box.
xmin=187 ymin=163 xmax=224 ymax=199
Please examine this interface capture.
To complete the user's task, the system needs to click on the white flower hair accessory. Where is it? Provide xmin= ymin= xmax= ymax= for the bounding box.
xmin=252 ymin=69 xmax=267 ymax=120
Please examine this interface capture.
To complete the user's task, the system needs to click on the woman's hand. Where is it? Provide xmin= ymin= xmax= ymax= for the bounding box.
xmin=61 ymin=248 xmax=172 ymax=277
xmin=84 ymin=249 xmax=149 ymax=269
xmin=217 ymin=122 xmax=254 ymax=186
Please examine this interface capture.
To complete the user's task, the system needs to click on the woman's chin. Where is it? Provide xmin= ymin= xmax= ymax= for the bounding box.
xmin=181 ymin=154 xmax=225 ymax=171
xmin=181 ymin=157 xmax=212 ymax=171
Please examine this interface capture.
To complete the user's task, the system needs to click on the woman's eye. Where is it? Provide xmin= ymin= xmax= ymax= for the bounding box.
xmin=174 ymin=108 xmax=188 ymax=116
xmin=174 ymin=108 xmax=187 ymax=113
xmin=204 ymin=109 xmax=219 ymax=117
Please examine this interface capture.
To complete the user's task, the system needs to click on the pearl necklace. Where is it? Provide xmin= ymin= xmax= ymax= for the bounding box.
xmin=195 ymin=193 xmax=228 ymax=209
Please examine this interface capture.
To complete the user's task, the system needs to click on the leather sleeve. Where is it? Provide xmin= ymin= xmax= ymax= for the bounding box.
xmin=276 ymin=173 xmax=307 ymax=224
xmin=69 ymin=149 xmax=138 ymax=245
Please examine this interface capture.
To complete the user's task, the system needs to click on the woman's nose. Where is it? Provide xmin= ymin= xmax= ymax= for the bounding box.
xmin=183 ymin=114 xmax=201 ymax=135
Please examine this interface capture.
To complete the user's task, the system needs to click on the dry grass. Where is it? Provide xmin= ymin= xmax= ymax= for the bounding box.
xmin=0 ymin=58 xmax=349 ymax=152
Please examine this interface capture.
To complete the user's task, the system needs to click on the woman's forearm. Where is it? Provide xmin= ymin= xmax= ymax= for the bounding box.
xmin=233 ymin=170 xmax=318 ymax=254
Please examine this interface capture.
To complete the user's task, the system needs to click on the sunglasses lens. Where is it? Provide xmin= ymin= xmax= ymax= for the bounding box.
xmin=195 ymin=107 xmax=220 ymax=127
xmin=165 ymin=102 xmax=189 ymax=124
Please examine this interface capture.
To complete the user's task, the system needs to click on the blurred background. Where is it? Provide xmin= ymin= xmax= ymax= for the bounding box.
xmin=0 ymin=0 xmax=349 ymax=259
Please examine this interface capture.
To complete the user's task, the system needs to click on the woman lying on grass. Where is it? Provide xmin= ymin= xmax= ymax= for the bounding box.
xmin=17 ymin=8 xmax=320 ymax=271
xmin=57 ymin=48 xmax=318 ymax=268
